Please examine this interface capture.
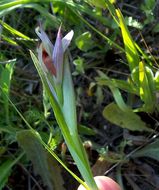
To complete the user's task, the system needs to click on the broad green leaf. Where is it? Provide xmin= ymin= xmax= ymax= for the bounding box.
xmin=75 ymin=31 xmax=95 ymax=52
xmin=17 ymin=130 xmax=65 ymax=190
xmin=132 ymin=138 xmax=159 ymax=161
xmin=116 ymin=9 xmax=139 ymax=71
xmin=103 ymin=103 xmax=152 ymax=132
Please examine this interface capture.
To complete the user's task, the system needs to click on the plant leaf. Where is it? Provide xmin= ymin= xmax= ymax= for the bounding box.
xmin=0 ymin=19 xmax=32 ymax=40
xmin=97 ymin=70 xmax=131 ymax=112
xmin=0 ymin=159 xmax=13 ymax=189
xmin=75 ymin=31 xmax=95 ymax=52
xmin=139 ymin=61 xmax=155 ymax=112
xmin=17 ymin=130 xmax=65 ymax=190
xmin=0 ymin=61 xmax=15 ymax=122
xmin=0 ymin=153 xmax=23 ymax=189
xmin=98 ymin=77 xmax=138 ymax=95
xmin=155 ymin=70 xmax=159 ymax=90
xmin=62 ymin=55 xmax=77 ymax=136
xmin=132 ymin=139 xmax=159 ymax=161
xmin=103 ymin=103 xmax=152 ymax=132
xmin=116 ymin=9 xmax=139 ymax=72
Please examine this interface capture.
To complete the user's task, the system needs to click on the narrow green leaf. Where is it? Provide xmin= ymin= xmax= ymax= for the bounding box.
xmin=0 ymin=160 xmax=13 ymax=189
xmin=0 ymin=3 xmax=59 ymax=28
xmin=78 ymin=125 xmax=96 ymax=136
xmin=155 ymin=70 xmax=159 ymax=90
xmin=103 ymin=103 xmax=152 ymax=132
xmin=97 ymin=70 xmax=131 ymax=112
xmin=0 ymin=20 xmax=32 ymax=40
xmin=1 ymin=34 xmax=18 ymax=45
xmin=62 ymin=56 xmax=77 ymax=136
xmin=98 ymin=77 xmax=138 ymax=95
xmin=0 ymin=153 xmax=24 ymax=189
xmin=139 ymin=61 xmax=155 ymax=112
xmin=116 ymin=9 xmax=139 ymax=71
xmin=105 ymin=0 xmax=119 ymax=24
xmin=0 ymin=61 xmax=15 ymax=122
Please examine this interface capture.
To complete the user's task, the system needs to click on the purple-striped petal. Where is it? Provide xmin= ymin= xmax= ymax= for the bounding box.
xmin=62 ymin=30 xmax=74 ymax=52
xmin=52 ymin=26 xmax=64 ymax=84
xmin=36 ymin=26 xmax=53 ymax=56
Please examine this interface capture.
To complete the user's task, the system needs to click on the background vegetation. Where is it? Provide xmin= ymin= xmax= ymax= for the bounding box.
xmin=1 ymin=0 xmax=159 ymax=189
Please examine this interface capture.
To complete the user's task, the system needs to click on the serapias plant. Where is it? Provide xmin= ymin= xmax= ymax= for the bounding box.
xmin=30 ymin=26 xmax=98 ymax=190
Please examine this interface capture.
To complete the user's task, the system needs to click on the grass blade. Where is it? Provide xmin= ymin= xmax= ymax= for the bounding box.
xmin=116 ymin=9 xmax=140 ymax=71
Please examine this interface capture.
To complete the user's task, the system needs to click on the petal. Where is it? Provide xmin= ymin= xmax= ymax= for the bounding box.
xmin=36 ymin=26 xmax=53 ymax=56
xmin=62 ymin=30 xmax=74 ymax=52
xmin=52 ymin=26 xmax=64 ymax=83
xmin=42 ymin=47 xmax=56 ymax=76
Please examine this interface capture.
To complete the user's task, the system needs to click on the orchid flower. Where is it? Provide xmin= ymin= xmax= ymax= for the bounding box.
xmin=35 ymin=26 xmax=74 ymax=104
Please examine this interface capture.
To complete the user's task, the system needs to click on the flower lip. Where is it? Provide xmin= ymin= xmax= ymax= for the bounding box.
xmin=42 ymin=46 xmax=56 ymax=76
